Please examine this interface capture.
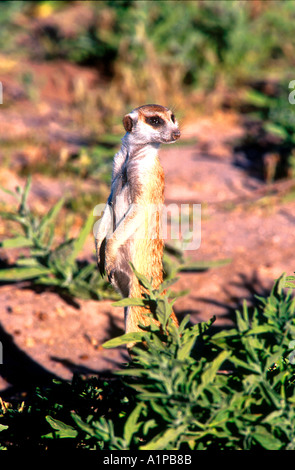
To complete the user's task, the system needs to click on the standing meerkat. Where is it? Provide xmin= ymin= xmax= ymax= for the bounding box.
xmin=95 ymin=104 xmax=180 ymax=335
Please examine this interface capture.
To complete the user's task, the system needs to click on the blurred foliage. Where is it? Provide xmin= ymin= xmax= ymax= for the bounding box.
xmin=1 ymin=0 xmax=295 ymax=111
xmin=163 ymin=241 xmax=231 ymax=285
xmin=1 ymin=0 xmax=295 ymax=182
xmin=235 ymin=82 xmax=295 ymax=181
xmin=0 ymin=1 xmax=27 ymax=52
xmin=69 ymin=139 xmax=121 ymax=183
xmin=0 ymin=177 xmax=116 ymax=300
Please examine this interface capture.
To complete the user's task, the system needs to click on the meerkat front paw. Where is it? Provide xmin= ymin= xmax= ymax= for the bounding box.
xmin=105 ymin=256 xmax=116 ymax=281
xmin=105 ymin=243 xmax=117 ymax=282
xmin=107 ymin=269 xmax=115 ymax=283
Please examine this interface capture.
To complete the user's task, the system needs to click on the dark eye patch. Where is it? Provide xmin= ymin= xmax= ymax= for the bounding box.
xmin=145 ymin=115 xmax=165 ymax=127
xmin=171 ymin=114 xmax=175 ymax=123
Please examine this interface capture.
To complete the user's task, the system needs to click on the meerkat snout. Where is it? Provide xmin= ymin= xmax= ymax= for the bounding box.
xmin=171 ymin=129 xmax=181 ymax=141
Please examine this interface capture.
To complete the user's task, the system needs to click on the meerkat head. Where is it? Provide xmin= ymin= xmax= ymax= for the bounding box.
xmin=123 ymin=104 xmax=180 ymax=146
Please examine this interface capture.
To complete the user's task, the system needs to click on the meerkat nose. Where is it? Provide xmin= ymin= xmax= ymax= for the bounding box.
xmin=172 ymin=130 xmax=181 ymax=140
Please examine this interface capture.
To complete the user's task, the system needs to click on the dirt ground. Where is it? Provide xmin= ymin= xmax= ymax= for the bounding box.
xmin=0 ymin=60 xmax=294 ymax=396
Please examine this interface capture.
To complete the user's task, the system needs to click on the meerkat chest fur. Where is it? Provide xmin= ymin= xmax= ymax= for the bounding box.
xmin=127 ymin=144 xmax=164 ymax=202
xmin=111 ymin=144 xmax=162 ymax=226
xmin=112 ymin=143 xmax=164 ymax=250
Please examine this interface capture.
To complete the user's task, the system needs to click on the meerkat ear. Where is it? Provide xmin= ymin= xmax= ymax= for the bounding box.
xmin=123 ymin=114 xmax=133 ymax=133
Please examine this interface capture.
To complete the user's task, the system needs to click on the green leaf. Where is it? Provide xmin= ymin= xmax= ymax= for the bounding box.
xmin=0 ymin=424 xmax=9 ymax=432
xmin=285 ymin=275 xmax=295 ymax=289
xmin=155 ymin=297 xmax=173 ymax=329
xmin=243 ymin=89 xmax=273 ymax=108
xmin=0 ymin=266 xmax=51 ymax=281
xmin=71 ymin=413 xmax=96 ymax=437
xmin=15 ymin=257 xmax=40 ymax=267
xmin=66 ymin=213 xmax=94 ymax=266
xmin=143 ymin=419 xmax=157 ymax=435
xmin=140 ymin=424 xmax=187 ymax=450
xmin=19 ymin=176 xmax=32 ymax=211
xmin=264 ymin=122 xmax=288 ymax=140
xmin=48 ymin=239 xmax=76 ymax=274
xmin=177 ymin=334 xmax=197 ymax=361
xmin=184 ymin=316 xmax=215 ymax=337
xmin=75 ymin=263 xmax=96 ymax=280
xmin=35 ymin=276 xmax=61 ymax=286
xmin=112 ymin=297 xmax=146 ymax=308
xmin=130 ymin=263 xmax=154 ymax=292
xmin=178 ymin=314 xmax=191 ymax=334
xmin=38 ymin=197 xmax=64 ymax=243
xmin=0 ymin=236 xmax=34 ymax=249
xmin=179 ymin=258 xmax=231 ymax=271
xmin=45 ymin=416 xmax=78 ymax=439
xmin=201 ymin=350 xmax=230 ymax=387
xmin=67 ymin=282 xmax=95 ymax=300
xmin=177 ymin=318 xmax=215 ymax=361
xmin=252 ymin=425 xmax=282 ymax=450
xmin=0 ymin=185 xmax=17 ymax=198
xmin=103 ymin=331 xmax=147 ymax=349
xmin=262 ymin=410 xmax=283 ymax=425
xmin=123 ymin=402 xmax=144 ymax=446
xmin=236 ymin=301 xmax=250 ymax=332
xmin=157 ymin=276 xmax=179 ymax=294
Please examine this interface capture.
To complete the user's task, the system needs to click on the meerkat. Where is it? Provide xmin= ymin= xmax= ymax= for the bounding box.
xmin=95 ymin=104 xmax=180 ymax=336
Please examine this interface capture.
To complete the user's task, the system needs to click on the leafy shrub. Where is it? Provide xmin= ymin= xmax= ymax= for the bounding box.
xmin=57 ymin=271 xmax=295 ymax=450
xmin=2 ymin=269 xmax=293 ymax=450
xmin=0 ymin=177 xmax=115 ymax=300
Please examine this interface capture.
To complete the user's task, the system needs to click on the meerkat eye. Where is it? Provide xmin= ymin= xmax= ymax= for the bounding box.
xmin=145 ymin=116 xmax=164 ymax=127
xmin=171 ymin=114 xmax=175 ymax=123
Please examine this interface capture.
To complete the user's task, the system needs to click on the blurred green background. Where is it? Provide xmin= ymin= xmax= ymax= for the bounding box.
xmin=1 ymin=0 xmax=295 ymax=106
xmin=1 ymin=0 xmax=295 ymax=174
xmin=0 ymin=0 xmax=295 ymax=180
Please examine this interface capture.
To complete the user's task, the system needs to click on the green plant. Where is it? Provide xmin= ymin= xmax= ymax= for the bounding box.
xmin=286 ymin=273 xmax=295 ymax=289
xmin=69 ymin=140 xmax=120 ymax=183
xmin=0 ymin=1 xmax=28 ymax=53
xmin=1 ymin=271 xmax=294 ymax=450
xmin=238 ymin=83 xmax=295 ymax=180
xmin=39 ymin=271 xmax=295 ymax=450
xmin=163 ymin=242 xmax=231 ymax=283
xmin=15 ymin=1 xmax=295 ymax=112
xmin=0 ymin=374 xmax=135 ymax=450
xmin=0 ymin=177 xmax=115 ymax=300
